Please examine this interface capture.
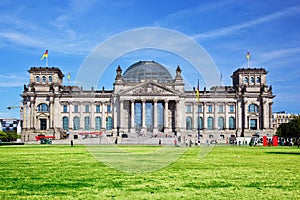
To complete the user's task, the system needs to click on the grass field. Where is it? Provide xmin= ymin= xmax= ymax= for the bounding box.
xmin=0 ymin=144 xmax=299 ymax=199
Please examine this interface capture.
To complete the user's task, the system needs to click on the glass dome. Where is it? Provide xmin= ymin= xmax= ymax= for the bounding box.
xmin=122 ymin=61 xmax=172 ymax=83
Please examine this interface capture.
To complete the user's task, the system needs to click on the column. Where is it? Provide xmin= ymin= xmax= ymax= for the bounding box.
xmin=102 ymin=102 xmax=106 ymax=130
xmin=164 ymin=100 xmax=169 ymax=132
xmin=119 ymin=100 xmax=123 ymax=129
xmin=91 ymin=102 xmax=94 ymax=130
xmin=142 ymin=99 xmax=146 ymax=131
xmin=203 ymin=103 xmax=207 ymax=130
xmin=69 ymin=102 xmax=73 ymax=131
xmin=28 ymin=102 xmax=32 ymax=129
xmin=224 ymin=103 xmax=227 ymax=130
xmin=130 ymin=100 xmax=135 ymax=133
xmin=80 ymin=102 xmax=83 ymax=130
xmin=153 ymin=99 xmax=158 ymax=133
xmin=193 ymin=103 xmax=197 ymax=130
xmin=32 ymin=101 xmax=36 ymax=130
xmin=214 ymin=103 xmax=218 ymax=130
xmin=236 ymin=100 xmax=241 ymax=129
xmin=268 ymin=102 xmax=273 ymax=129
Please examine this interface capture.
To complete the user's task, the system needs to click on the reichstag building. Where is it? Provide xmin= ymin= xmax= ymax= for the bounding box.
xmin=21 ymin=61 xmax=274 ymax=142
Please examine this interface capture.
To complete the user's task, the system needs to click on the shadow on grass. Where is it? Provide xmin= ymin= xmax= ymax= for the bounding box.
xmin=266 ymin=152 xmax=300 ymax=155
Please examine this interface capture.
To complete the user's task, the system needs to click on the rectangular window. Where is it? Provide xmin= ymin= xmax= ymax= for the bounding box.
xmin=198 ymin=105 xmax=203 ymax=113
xmin=229 ymin=105 xmax=234 ymax=113
xmin=250 ymin=119 xmax=257 ymax=130
xmin=96 ymin=105 xmax=101 ymax=113
xmin=63 ymin=105 xmax=68 ymax=112
xmin=208 ymin=105 xmax=213 ymax=113
xmin=218 ymin=105 xmax=223 ymax=113
xmin=74 ymin=105 xmax=79 ymax=113
xmin=85 ymin=105 xmax=89 ymax=113
xmin=107 ymin=105 xmax=111 ymax=113
xmin=186 ymin=105 xmax=192 ymax=113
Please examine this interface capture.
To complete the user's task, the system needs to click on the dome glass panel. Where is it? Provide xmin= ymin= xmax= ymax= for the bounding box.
xmin=123 ymin=61 xmax=172 ymax=83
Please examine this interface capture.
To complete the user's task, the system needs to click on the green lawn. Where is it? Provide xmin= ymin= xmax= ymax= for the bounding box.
xmin=0 ymin=144 xmax=299 ymax=199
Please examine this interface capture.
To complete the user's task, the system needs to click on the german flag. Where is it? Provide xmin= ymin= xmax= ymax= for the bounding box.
xmin=41 ymin=50 xmax=48 ymax=60
xmin=196 ymin=79 xmax=200 ymax=103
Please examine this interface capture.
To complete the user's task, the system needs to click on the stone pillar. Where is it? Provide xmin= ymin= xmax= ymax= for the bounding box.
xmin=119 ymin=100 xmax=123 ymax=129
xmin=153 ymin=99 xmax=158 ymax=134
xmin=69 ymin=103 xmax=73 ymax=130
xmin=164 ymin=100 xmax=169 ymax=132
xmin=130 ymin=100 xmax=135 ymax=133
xmin=203 ymin=103 xmax=207 ymax=130
xmin=268 ymin=102 xmax=273 ymax=129
xmin=80 ymin=102 xmax=83 ymax=130
xmin=236 ymin=100 xmax=242 ymax=129
xmin=90 ymin=102 xmax=94 ymax=130
xmin=102 ymin=102 xmax=106 ymax=130
xmin=193 ymin=102 xmax=197 ymax=130
xmin=142 ymin=99 xmax=146 ymax=132
xmin=214 ymin=103 xmax=218 ymax=130
xmin=224 ymin=103 xmax=227 ymax=130
xmin=30 ymin=100 xmax=35 ymax=129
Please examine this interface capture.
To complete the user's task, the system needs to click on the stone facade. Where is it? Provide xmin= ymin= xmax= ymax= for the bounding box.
xmin=272 ymin=111 xmax=298 ymax=132
xmin=21 ymin=62 xmax=275 ymax=142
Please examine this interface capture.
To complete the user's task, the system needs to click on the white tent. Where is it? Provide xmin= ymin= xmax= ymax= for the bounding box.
xmin=17 ymin=121 xmax=21 ymax=134
xmin=17 ymin=121 xmax=22 ymax=142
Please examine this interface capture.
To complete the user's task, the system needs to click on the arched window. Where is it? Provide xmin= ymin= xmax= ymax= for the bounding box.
xmin=229 ymin=117 xmax=236 ymax=130
xmin=84 ymin=116 xmax=90 ymax=130
xmin=218 ymin=117 xmax=224 ymax=130
xmin=36 ymin=76 xmax=40 ymax=82
xmin=37 ymin=103 xmax=49 ymax=112
xmin=207 ymin=117 xmax=213 ymax=130
xmin=186 ymin=117 xmax=192 ymax=130
xmin=106 ymin=117 xmax=112 ymax=130
xmin=248 ymin=104 xmax=259 ymax=112
xmin=73 ymin=117 xmax=80 ymax=130
xmin=42 ymin=76 xmax=46 ymax=82
xmin=197 ymin=117 xmax=203 ymax=130
xmin=48 ymin=76 xmax=52 ymax=83
xmin=256 ymin=77 xmax=261 ymax=83
xmin=244 ymin=77 xmax=248 ymax=83
xmin=250 ymin=77 xmax=255 ymax=83
xmin=62 ymin=117 xmax=69 ymax=131
xmin=95 ymin=117 xmax=102 ymax=130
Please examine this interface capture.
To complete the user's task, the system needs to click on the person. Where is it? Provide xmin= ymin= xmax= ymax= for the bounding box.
xmin=159 ymin=139 xmax=161 ymax=146
xmin=174 ymin=139 xmax=177 ymax=147
xmin=71 ymin=140 xmax=73 ymax=147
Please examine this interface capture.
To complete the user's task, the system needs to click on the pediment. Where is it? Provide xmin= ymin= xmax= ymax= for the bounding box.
xmin=36 ymin=113 xmax=49 ymax=118
xmin=119 ymin=82 xmax=179 ymax=96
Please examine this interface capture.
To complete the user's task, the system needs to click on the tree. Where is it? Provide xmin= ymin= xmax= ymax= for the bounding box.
xmin=0 ymin=131 xmax=20 ymax=142
xmin=276 ymin=115 xmax=300 ymax=139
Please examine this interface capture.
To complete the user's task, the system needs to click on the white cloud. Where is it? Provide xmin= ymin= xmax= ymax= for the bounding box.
xmin=154 ymin=0 xmax=236 ymax=27
xmin=193 ymin=5 xmax=300 ymax=40
xmin=0 ymin=73 xmax=28 ymax=88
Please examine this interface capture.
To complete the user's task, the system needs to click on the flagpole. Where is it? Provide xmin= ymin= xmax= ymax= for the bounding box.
xmin=197 ymin=79 xmax=200 ymax=144
xmin=246 ymin=51 xmax=250 ymax=68
xmin=247 ymin=58 xmax=249 ymax=68
xmin=46 ymin=56 xmax=48 ymax=67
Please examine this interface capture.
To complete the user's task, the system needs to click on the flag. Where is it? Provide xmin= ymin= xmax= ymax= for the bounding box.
xmin=67 ymin=72 xmax=70 ymax=82
xmin=41 ymin=50 xmax=48 ymax=60
xmin=196 ymin=79 xmax=200 ymax=103
xmin=246 ymin=51 xmax=250 ymax=60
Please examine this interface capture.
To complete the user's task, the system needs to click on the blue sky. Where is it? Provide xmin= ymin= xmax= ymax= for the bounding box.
xmin=0 ymin=0 xmax=300 ymax=118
